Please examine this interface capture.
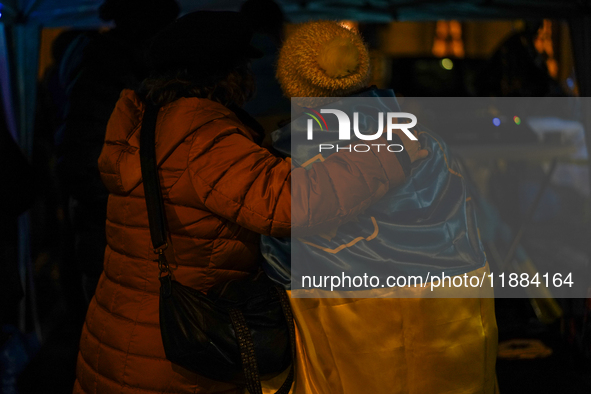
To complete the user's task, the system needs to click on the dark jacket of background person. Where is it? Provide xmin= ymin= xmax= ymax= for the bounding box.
xmin=479 ymin=22 xmax=566 ymax=97
xmin=72 ymin=88 xmax=406 ymax=394
xmin=56 ymin=0 xmax=179 ymax=302
xmin=0 ymin=124 xmax=36 ymax=328
xmin=240 ymin=0 xmax=291 ymax=119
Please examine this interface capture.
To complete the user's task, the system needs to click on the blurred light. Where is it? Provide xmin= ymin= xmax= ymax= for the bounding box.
xmin=432 ymin=21 xmax=465 ymax=58
xmin=432 ymin=40 xmax=446 ymax=57
xmin=441 ymin=58 xmax=453 ymax=70
xmin=493 ymin=118 xmax=501 ymax=127
xmin=535 ymin=20 xmax=558 ymax=78
xmin=513 ymin=116 xmax=521 ymax=125
xmin=452 ymin=41 xmax=465 ymax=58
xmin=436 ymin=21 xmax=449 ymax=36
xmin=339 ymin=21 xmax=358 ymax=31
xmin=449 ymin=21 xmax=462 ymax=39
xmin=566 ymin=78 xmax=575 ymax=89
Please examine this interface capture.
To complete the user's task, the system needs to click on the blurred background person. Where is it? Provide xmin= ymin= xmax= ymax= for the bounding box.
xmin=56 ymin=0 xmax=180 ymax=308
xmin=0 ymin=105 xmax=38 ymax=394
xmin=240 ymin=0 xmax=292 ymax=143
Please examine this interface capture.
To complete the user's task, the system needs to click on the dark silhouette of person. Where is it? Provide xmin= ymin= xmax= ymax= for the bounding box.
xmin=0 ymin=105 xmax=37 ymax=393
xmin=56 ymin=0 xmax=179 ymax=305
xmin=240 ymin=0 xmax=291 ymax=139
xmin=0 ymin=118 xmax=36 ymax=332
xmin=480 ymin=22 xmax=565 ymax=97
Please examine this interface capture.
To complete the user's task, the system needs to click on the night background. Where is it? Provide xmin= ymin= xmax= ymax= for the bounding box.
xmin=1 ymin=0 xmax=591 ymax=393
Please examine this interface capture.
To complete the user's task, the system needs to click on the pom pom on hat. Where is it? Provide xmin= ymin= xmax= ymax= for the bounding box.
xmin=276 ymin=21 xmax=370 ymax=104
xmin=317 ymin=37 xmax=360 ymax=78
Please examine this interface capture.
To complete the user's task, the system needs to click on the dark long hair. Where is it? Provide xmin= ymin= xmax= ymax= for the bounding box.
xmin=136 ymin=63 xmax=256 ymax=108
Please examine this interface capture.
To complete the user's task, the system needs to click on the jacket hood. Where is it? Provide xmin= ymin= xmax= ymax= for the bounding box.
xmin=99 ymin=89 xmax=239 ymax=195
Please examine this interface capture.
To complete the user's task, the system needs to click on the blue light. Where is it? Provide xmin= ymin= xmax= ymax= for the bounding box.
xmin=492 ymin=118 xmax=501 ymax=127
xmin=566 ymin=78 xmax=575 ymax=89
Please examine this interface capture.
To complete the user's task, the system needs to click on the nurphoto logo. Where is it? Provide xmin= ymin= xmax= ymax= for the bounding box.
xmin=304 ymin=109 xmax=418 ymax=152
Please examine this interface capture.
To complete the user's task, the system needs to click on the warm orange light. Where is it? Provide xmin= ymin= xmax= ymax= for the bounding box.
xmin=535 ymin=19 xmax=557 ymax=78
xmin=449 ymin=21 xmax=462 ymax=39
xmin=452 ymin=40 xmax=465 ymax=58
xmin=339 ymin=21 xmax=358 ymax=31
xmin=432 ymin=40 xmax=446 ymax=57
xmin=436 ymin=21 xmax=449 ymax=37
xmin=432 ymin=20 xmax=464 ymax=58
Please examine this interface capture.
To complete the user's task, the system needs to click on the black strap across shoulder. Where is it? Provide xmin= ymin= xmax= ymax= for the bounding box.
xmin=139 ymin=104 xmax=168 ymax=250
xmin=138 ymin=103 xmax=295 ymax=394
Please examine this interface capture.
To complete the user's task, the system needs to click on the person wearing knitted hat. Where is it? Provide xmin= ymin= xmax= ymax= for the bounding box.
xmin=276 ymin=20 xmax=371 ymax=107
xmin=260 ymin=21 xmax=498 ymax=394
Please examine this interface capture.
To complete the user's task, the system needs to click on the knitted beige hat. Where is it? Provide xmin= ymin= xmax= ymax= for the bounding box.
xmin=276 ymin=21 xmax=370 ymax=106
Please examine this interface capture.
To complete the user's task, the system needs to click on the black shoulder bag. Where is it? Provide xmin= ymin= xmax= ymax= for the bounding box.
xmin=139 ymin=103 xmax=295 ymax=394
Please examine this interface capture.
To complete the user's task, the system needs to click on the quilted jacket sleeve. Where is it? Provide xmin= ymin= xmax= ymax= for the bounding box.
xmin=188 ymin=120 xmax=406 ymax=238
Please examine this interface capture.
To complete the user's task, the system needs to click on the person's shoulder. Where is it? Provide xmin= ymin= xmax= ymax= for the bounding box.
xmin=158 ymin=98 xmax=253 ymax=142
xmin=165 ymin=97 xmax=233 ymax=117
xmin=114 ymin=89 xmax=144 ymax=119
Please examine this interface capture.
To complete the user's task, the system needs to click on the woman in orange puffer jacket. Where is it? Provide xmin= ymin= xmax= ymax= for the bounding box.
xmin=73 ymin=11 xmax=425 ymax=394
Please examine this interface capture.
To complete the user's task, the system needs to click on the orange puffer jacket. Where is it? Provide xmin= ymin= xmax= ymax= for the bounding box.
xmin=74 ymin=90 xmax=406 ymax=394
